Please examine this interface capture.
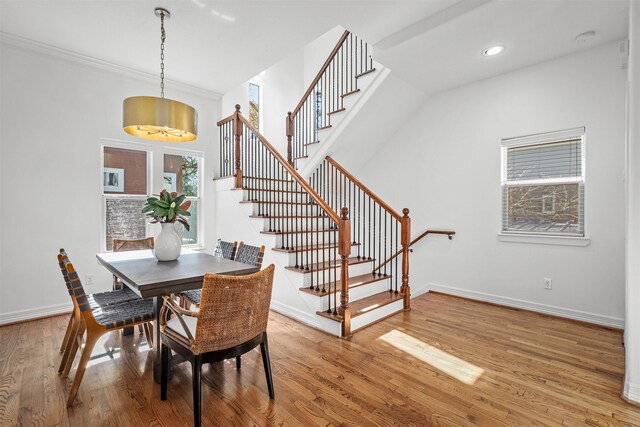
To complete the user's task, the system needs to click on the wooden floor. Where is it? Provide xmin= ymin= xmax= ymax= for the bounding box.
xmin=1 ymin=292 xmax=639 ymax=426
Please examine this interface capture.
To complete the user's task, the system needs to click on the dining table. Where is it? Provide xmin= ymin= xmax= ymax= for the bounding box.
xmin=96 ymin=249 xmax=260 ymax=382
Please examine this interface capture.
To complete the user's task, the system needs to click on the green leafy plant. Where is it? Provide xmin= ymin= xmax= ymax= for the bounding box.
xmin=142 ymin=190 xmax=191 ymax=231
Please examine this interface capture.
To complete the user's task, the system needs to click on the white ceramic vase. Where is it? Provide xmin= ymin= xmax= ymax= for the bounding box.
xmin=154 ymin=222 xmax=182 ymax=261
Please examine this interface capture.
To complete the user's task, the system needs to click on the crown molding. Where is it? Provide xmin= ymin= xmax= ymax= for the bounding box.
xmin=0 ymin=31 xmax=222 ymax=100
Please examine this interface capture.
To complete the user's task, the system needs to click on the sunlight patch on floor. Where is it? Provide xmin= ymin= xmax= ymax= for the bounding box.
xmin=378 ymin=329 xmax=484 ymax=385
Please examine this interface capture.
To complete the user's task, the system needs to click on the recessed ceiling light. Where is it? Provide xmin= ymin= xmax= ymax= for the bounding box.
xmin=483 ymin=45 xmax=505 ymax=56
xmin=575 ymin=31 xmax=596 ymax=43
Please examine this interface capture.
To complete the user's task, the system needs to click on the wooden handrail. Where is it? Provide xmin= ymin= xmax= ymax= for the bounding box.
xmin=236 ymin=114 xmax=341 ymax=224
xmin=216 ymin=113 xmax=235 ymax=127
xmin=326 ymin=156 xmax=403 ymax=221
xmin=373 ymin=229 xmax=455 ymax=273
xmin=290 ymin=30 xmax=350 ymax=118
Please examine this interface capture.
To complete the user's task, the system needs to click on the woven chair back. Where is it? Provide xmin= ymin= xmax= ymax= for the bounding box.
xmin=193 ymin=264 xmax=275 ymax=354
xmin=234 ymin=243 xmax=265 ymax=268
xmin=113 ymin=237 xmax=154 ymax=252
xmin=213 ymin=239 xmax=238 ymax=260
xmin=58 ymin=249 xmax=74 ymax=297
xmin=61 ymin=260 xmax=93 ymax=313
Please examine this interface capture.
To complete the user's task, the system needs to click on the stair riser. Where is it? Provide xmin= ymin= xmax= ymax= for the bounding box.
xmin=300 ymin=279 xmax=393 ymax=313
xmin=248 ymin=203 xmax=325 ymax=216
xmin=274 ymin=245 xmax=360 ymax=265
xmin=298 ymin=261 xmax=374 ymax=287
xmin=267 ymin=230 xmax=340 ymax=247
xmin=243 ymin=192 xmax=311 ymax=204
xmin=252 ymin=217 xmax=334 ymax=231
xmin=241 ymin=180 xmax=298 ymax=191
xmin=351 ymin=299 xmax=404 ymax=332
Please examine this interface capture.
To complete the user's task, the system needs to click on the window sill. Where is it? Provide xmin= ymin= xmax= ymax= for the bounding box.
xmin=497 ymin=233 xmax=591 ymax=247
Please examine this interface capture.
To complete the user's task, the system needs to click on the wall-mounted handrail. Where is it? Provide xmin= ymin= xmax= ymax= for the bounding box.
xmin=373 ymin=229 xmax=455 ymax=273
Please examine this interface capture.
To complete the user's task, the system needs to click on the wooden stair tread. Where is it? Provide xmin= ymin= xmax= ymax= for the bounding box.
xmin=355 ymin=68 xmax=376 ymax=79
xmin=318 ymin=124 xmax=332 ymax=130
xmin=261 ymin=228 xmax=335 ymax=236
xmin=316 ymin=290 xmax=403 ymax=322
xmin=299 ymin=273 xmax=390 ymax=296
xmin=273 ymin=242 xmax=360 ymax=254
xmin=285 ymin=256 xmax=372 ymax=273
xmin=293 ymin=155 xmax=309 ymax=160
xmin=327 ymin=108 xmax=345 ymax=116
xmin=243 ymin=176 xmax=293 ymax=183
xmin=341 ymin=89 xmax=360 ymax=98
xmin=234 ymin=187 xmax=305 ymax=194
xmin=240 ymin=200 xmax=312 ymax=205
xmin=249 ymin=215 xmax=327 ymax=219
xmin=305 ymin=141 xmax=320 ymax=147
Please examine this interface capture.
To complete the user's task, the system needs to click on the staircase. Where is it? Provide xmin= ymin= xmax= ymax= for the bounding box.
xmin=215 ymin=30 xmax=446 ymax=337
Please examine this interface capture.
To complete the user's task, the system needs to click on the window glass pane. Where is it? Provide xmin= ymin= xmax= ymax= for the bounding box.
xmin=503 ymin=183 xmax=583 ymax=235
xmin=105 ymin=199 xmax=147 ymax=251
xmin=180 ymin=200 xmax=198 ymax=245
xmin=249 ymin=83 xmax=260 ymax=130
xmin=103 ymin=147 xmax=147 ymax=195
xmin=506 ymin=139 xmax=582 ymax=181
xmin=164 ymin=154 xmax=199 ymax=197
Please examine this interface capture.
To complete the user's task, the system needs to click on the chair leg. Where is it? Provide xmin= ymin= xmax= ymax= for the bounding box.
xmin=143 ymin=323 xmax=153 ymax=349
xmin=60 ymin=313 xmax=74 ymax=353
xmin=160 ymin=341 xmax=169 ymax=401
xmin=67 ymin=330 xmax=101 ymax=406
xmin=138 ymin=324 xmax=144 ymax=335
xmin=260 ymin=333 xmax=275 ymax=399
xmin=61 ymin=319 xmax=85 ymax=376
xmin=236 ymin=356 xmax=241 ymax=370
xmin=192 ymin=355 xmax=202 ymax=427
xmin=59 ymin=314 xmax=78 ymax=373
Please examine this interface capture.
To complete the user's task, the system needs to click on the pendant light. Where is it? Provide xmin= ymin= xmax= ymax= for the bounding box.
xmin=123 ymin=8 xmax=197 ymax=142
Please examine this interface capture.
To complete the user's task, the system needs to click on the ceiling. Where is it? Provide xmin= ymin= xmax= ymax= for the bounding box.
xmin=0 ymin=1 xmax=630 ymax=96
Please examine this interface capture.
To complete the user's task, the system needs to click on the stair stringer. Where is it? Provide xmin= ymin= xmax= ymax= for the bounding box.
xmin=296 ymin=64 xmax=391 ymax=178
xmin=214 ymin=177 xmax=341 ymax=336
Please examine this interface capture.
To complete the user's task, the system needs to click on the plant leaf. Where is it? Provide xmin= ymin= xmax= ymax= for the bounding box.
xmin=177 ymin=217 xmax=190 ymax=231
xmin=168 ymin=208 xmax=175 ymax=220
xmin=156 ymin=200 xmax=169 ymax=208
xmin=179 ymin=200 xmax=191 ymax=211
xmin=174 ymin=194 xmax=186 ymax=207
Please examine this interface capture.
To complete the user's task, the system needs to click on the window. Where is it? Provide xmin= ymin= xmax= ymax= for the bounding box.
xmin=248 ymin=82 xmax=260 ymax=130
xmin=501 ymin=127 xmax=585 ymax=236
xmin=163 ymin=152 xmax=202 ymax=246
xmin=102 ymin=146 xmax=149 ymax=251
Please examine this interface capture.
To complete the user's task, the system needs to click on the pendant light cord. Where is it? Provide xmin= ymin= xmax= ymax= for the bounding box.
xmin=160 ymin=11 xmax=166 ymax=98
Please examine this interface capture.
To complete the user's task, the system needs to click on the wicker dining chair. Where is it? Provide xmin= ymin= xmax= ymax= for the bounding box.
xmin=59 ymin=256 xmax=155 ymax=406
xmin=160 ymin=265 xmax=276 ymax=427
xmin=234 ymin=242 xmax=266 ymax=268
xmin=178 ymin=239 xmax=238 ymax=308
xmin=57 ymin=249 xmax=150 ymax=375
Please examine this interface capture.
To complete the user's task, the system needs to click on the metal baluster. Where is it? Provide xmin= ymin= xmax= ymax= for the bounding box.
xmin=332 ymin=236 xmax=337 ymax=315
xmin=378 ymin=206 xmax=382 ymax=276
xmin=395 ymin=221 xmax=399 ymax=293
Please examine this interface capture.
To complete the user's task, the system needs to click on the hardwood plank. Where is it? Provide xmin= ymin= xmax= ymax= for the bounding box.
xmin=1 ymin=293 xmax=639 ymax=426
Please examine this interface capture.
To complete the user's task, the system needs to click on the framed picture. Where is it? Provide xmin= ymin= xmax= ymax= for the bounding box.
xmin=103 ymin=167 xmax=124 ymax=192
xmin=163 ymin=172 xmax=177 ymax=192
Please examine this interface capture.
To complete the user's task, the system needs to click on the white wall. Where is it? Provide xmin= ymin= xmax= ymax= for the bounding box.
xmin=624 ymin=0 xmax=640 ymax=403
xmin=0 ymin=40 xmax=220 ymax=323
xmin=354 ymin=41 xmax=627 ymax=326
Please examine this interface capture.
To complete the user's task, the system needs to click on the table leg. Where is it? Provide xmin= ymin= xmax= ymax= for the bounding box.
xmin=153 ymin=296 xmax=163 ymax=383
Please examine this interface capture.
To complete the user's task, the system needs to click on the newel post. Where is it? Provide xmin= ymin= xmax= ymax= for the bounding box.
xmin=400 ymin=208 xmax=411 ymax=310
xmin=233 ymin=104 xmax=243 ymax=189
xmin=338 ymin=207 xmax=352 ymax=338
xmin=286 ymin=112 xmax=293 ymax=166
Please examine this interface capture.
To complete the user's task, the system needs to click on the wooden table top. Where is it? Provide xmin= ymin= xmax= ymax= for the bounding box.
xmin=96 ymin=250 xmax=260 ymax=298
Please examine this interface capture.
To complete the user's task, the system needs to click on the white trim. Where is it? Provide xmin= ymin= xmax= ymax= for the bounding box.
xmin=501 ymin=126 xmax=585 ymax=147
xmin=0 ymin=303 xmax=72 ymax=325
xmin=497 ymin=232 xmax=591 ymax=246
xmin=427 ymin=283 xmax=624 ymax=329
xmin=624 ymin=381 xmax=640 ymax=404
xmin=0 ymin=31 xmax=222 ymax=100
xmin=269 ymin=300 xmax=341 ymax=336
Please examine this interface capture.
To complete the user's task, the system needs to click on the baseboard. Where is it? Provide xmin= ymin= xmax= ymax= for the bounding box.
xmin=624 ymin=381 xmax=640 ymax=404
xmin=427 ymin=283 xmax=624 ymax=329
xmin=0 ymin=302 xmax=72 ymax=326
xmin=270 ymin=300 xmax=324 ymax=330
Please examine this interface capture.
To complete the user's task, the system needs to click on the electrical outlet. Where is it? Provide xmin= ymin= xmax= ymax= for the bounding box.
xmin=544 ymin=278 xmax=552 ymax=290
xmin=85 ymin=274 xmax=94 ymax=286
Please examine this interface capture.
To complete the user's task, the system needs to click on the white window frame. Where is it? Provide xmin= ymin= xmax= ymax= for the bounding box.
xmin=163 ymin=147 xmax=205 ymax=249
xmin=100 ymin=139 xmax=152 ymax=252
xmin=499 ymin=127 xmax=589 ymax=245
